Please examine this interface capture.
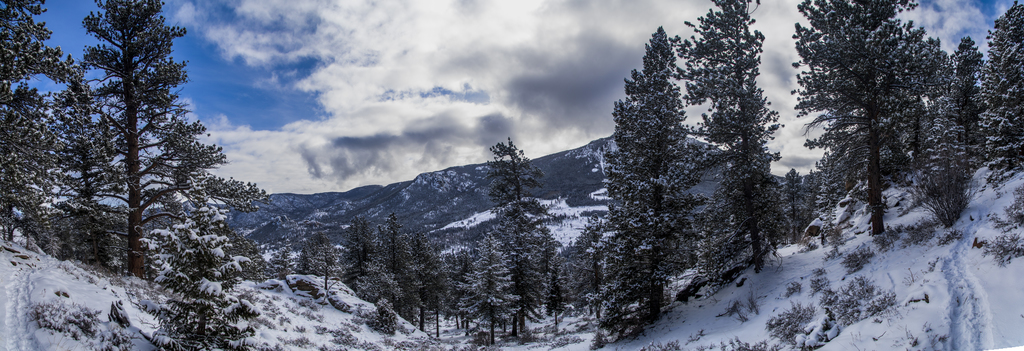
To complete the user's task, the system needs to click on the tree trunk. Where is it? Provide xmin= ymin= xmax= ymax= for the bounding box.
xmin=436 ymin=309 xmax=440 ymax=338
xmin=419 ymin=307 xmax=425 ymax=332
xmin=489 ymin=321 xmax=495 ymax=346
xmin=125 ymin=73 xmax=145 ymax=279
xmin=868 ymin=121 xmax=885 ymax=235
xmin=648 ymin=279 xmax=662 ymax=323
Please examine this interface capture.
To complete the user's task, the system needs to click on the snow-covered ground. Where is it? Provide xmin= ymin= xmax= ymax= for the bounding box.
xmin=3 ymin=169 xmax=1023 ymax=350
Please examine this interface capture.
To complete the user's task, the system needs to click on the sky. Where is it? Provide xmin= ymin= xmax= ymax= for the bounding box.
xmin=37 ymin=0 xmax=1015 ymax=194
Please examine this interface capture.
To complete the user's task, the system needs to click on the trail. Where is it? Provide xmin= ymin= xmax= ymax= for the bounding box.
xmin=4 ymin=263 xmax=33 ymax=351
xmin=943 ymin=234 xmax=993 ymax=350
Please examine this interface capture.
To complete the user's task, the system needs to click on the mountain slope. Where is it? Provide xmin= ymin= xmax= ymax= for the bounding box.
xmin=228 ymin=137 xmax=718 ymax=248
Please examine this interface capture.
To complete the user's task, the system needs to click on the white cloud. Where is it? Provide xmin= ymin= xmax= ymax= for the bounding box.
xmin=171 ymin=0 xmax=999 ymax=193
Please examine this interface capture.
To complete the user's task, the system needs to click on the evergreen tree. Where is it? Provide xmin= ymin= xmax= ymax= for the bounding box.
xmin=83 ymin=0 xmax=267 ymax=278
xmin=465 ymin=234 xmax=516 ymax=346
xmin=341 ymin=216 xmax=375 ymax=290
xmin=267 ymin=244 xmax=293 ymax=280
xmin=224 ymin=230 xmax=266 ymax=282
xmin=545 ymin=254 xmax=567 ymax=330
xmin=782 ymin=169 xmax=809 ymax=242
xmin=916 ymin=116 xmax=973 ymax=227
xmin=947 ymin=37 xmax=986 ymax=152
xmin=793 ymin=0 xmax=943 ymax=235
xmin=144 ymin=203 xmax=259 ymax=350
xmin=979 ymin=2 xmax=1024 ymax=175
xmin=297 ymin=231 xmax=343 ymax=292
xmin=486 ymin=138 xmax=553 ymax=335
xmin=0 ymin=0 xmax=73 ymax=242
xmin=445 ymin=250 xmax=475 ymax=334
xmin=410 ymin=232 xmax=447 ymax=335
xmin=678 ymin=0 xmax=784 ymax=274
xmin=570 ymin=216 xmax=605 ymax=319
xmin=601 ymin=27 xmax=704 ymax=336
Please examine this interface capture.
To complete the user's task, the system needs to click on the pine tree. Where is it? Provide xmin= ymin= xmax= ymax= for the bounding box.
xmin=341 ymin=216 xmax=375 ymax=290
xmin=144 ymin=203 xmax=259 ymax=350
xmin=486 ymin=138 xmax=553 ymax=336
xmin=225 ymin=230 xmax=266 ymax=282
xmin=570 ymin=216 xmax=605 ymax=319
xmin=782 ymin=169 xmax=809 ymax=242
xmin=267 ymin=244 xmax=293 ymax=280
xmin=445 ymin=250 xmax=475 ymax=334
xmin=83 ymin=0 xmax=267 ymax=278
xmin=465 ymin=234 xmax=517 ymax=346
xmin=678 ymin=0 xmax=784 ymax=274
xmin=410 ymin=232 xmax=447 ymax=335
xmin=601 ymin=27 xmax=705 ymax=336
xmin=545 ymin=254 xmax=567 ymax=330
xmin=793 ymin=0 xmax=943 ymax=235
xmin=947 ymin=37 xmax=986 ymax=153
xmin=0 ymin=0 xmax=74 ymax=242
xmin=980 ymin=2 xmax=1024 ymax=175
xmin=915 ymin=116 xmax=973 ymax=227
xmin=297 ymin=231 xmax=343 ymax=292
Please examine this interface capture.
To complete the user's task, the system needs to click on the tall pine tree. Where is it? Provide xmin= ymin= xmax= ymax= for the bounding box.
xmin=979 ymin=2 xmax=1024 ymax=176
xmin=601 ymin=27 xmax=704 ymax=336
xmin=486 ymin=138 xmax=553 ymax=336
xmin=83 ymin=0 xmax=266 ymax=278
xmin=678 ymin=0 xmax=783 ymax=275
xmin=464 ymin=234 xmax=516 ymax=346
xmin=793 ymin=0 xmax=942 ymax=235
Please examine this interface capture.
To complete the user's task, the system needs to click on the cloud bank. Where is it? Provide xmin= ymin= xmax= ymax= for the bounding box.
xmin=168 ymin=0 xmax=1001 ymax=194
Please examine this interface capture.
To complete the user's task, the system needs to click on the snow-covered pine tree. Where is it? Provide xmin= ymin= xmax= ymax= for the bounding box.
xmin=570 ymin=216 xmax=604 ymax=319
xmin=486 ymin=138 xmax=553 ymax=336
xmin=297 ymin=231 xmax=343 ymax=293
xmin=980 ymin=2 xmax=1024 ymax=176
xmin=83 ymin=0 xmax=267 ymax=278
xmin=781 ymin=169 xmax=810 ymax=243
xmin=793 ymin=0 xmax=943 ymax=235
xmin=465 ymin=234 xmax=517 ymax=346
xmin=0 ymin=0 xmax=73 ymax=242
xmin=545 ymin=253 xmax=567 ymax=330
xmin=601 ymin=27 xmax=705 ymax=336
xmin=51 ymin=73 xmax=126 ymax=267
xmin=678 ymin=0 xmax=784 ymax=274
xmin=267 ymin=244 xmax=293 ymax=280
xmin=410 ymin=231 xmax=447 ymax=335
xmin=445 ymin=250 xmax=475 ymax=333
xmin=144 ymin=203 xmax=259 ymax=350
xmin=224 ymin=230 xmax=266 ymax=282
xmin=946 ymin=37 xmax=986 ymax=156
xmin=379 ymin=213 xmax=421 ymax=322
xmin=341 ymin=216 xmax=375 ymax=291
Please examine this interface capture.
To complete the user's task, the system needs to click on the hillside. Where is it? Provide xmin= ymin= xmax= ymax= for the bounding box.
xmin=5 ymin=170 xmax=1024 ymax=350
xmin=226 ymin=136 xmax=719 ymax=249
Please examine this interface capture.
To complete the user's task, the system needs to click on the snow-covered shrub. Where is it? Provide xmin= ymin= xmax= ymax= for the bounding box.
xmin=765 ymin=302 xmax=816 ymax=345
xmin=873 ymin=227 xmax=900 ymax=251
xmin=938 ymin=228 xmax=964 ymax=246
xmin=819 ymin=276 xmax=896 ymax=326
xmin=841 ymin=246 xmax=874 ymax=274
xmin=551 ymin=335 xmax=584 ymax=349
xmin=810 ymin=276 xmax=830 ymax=295
xmin=798 ymin=241 xmax=819 ymax=253
xmin=718 ymin=337 xmax=782 ymax=351
xmin=999 ymin=185 xmax=1024 ymax=227
xmin=722 ymin=299 xmax=749 ymax=322
xmin=590 ymin=330 xmax=608 ymax=350
xmin=984 ymin=233 xmax=1024 ymax=266
xmin=638 ymin=340 xmax=684 ymax=351
xmin=823 ymin=245 xmax=842 ymax=261
xmin=784 ymin=281 xmax=802 ymax=298
xmin=900 ymin=219 xmax=938 ymax=247
xmin=913 ymin=162 xmax=975 ymax=228
xmin=369 ymin=298 xmax=398 ymax=335
xmin=31 ymin=300 xmax=133 ymax=351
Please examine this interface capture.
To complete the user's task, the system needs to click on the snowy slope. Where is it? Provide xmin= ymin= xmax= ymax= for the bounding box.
xmin=0 ymin=244 xmax=430 ymax=351
xmin=604 ymin=169 xmax=1024 ymax=350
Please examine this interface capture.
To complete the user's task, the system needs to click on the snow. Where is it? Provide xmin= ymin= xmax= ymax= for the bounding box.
xmin=437 ymin=210 xmax=496 ymax=231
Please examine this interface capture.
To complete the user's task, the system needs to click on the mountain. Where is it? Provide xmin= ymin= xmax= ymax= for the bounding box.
xmin=226 ymin=137 xmax=719 ymax=248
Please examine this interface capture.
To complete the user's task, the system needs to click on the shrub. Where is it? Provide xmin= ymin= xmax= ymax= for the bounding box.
xmin=900 ymin=219 xmax=939 ymax=248
xmin=638 ymin=340 xmax=684 ymax=351
xmin=810 ymin=277 xmax=830 ymax=295
xmin=783 ymin=281 xmax=802 ymax=298
xmin=937 ymin=229 xmax=964 ymax=246
xmin=369 ymin=298 xmax=398 ymax=335
xmin=551 ymin=335 xmax=584 ymax=349
xmin=913 ymin=163 xmax=975 ymax=227
xmin=823 ymin=245 xmax=842 ymax=261
xmin=873 ymin=227 xmax=900 ymax=251
xmin=722 ymin=299 xmax=749 ymax=322
xmin=841 ymin=246 xmax=874 ymax=274
xmin=766 ymin=302 xmax=816 ymax=345
xmin=998 ymin=185 xmax=1024 ymax=228
xmin=983 ymin=233 xmax=1024 ymax=267
xmin=819 ymin=276 xmax=896 ymax=326
xmin=590 ymin=331 xmax=608 ymax=350
xmin=31 ymin=301 xmax=133 ymax=351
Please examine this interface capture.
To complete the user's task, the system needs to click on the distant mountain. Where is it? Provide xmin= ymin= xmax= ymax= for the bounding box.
xmin=226 ymin=137 xmax=719 ymax=249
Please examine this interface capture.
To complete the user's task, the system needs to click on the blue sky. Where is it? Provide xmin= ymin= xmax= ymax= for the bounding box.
xmin=34 ymin=0 xmax=1016 ymax=194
